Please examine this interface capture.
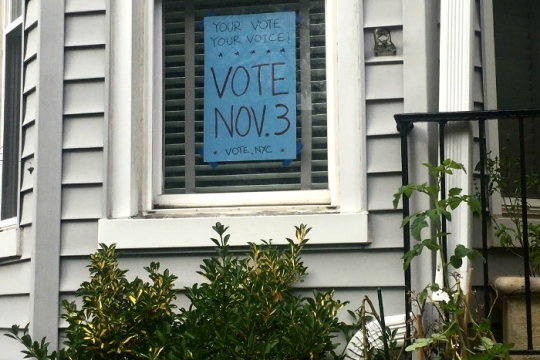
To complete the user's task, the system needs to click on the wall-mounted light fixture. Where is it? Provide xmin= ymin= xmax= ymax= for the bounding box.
xmin=374 ymin=27 xmax=396 ymax=56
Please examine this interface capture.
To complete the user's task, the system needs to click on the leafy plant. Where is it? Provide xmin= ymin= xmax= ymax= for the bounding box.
xmin=179 ymin=222 xmax=347 ymax=360
xmin=393 ymin=159 xmax=512 ymax=359
xmin=7 ymin=244 xmax=181 ymax=359
xmin=482 ymin=155 xmax=540 ymax=276
xmin=7 ymin=224 xmax=349 ymax=360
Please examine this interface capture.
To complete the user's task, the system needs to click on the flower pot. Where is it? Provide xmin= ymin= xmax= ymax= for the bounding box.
xmin=493 ymin=276 xmax=540 ymax=360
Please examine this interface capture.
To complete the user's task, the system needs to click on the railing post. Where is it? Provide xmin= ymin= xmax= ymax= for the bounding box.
xmin=396 ymin=118 xmax=413 ymax=345
xmin=478 ymin=118 xmax=490 ymax=316
xmin=517 ymin=116 xmax=533 ymax=350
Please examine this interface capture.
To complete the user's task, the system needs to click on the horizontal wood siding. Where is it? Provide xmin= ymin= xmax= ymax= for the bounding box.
xmin=0 ymin=335 xmax=26 ymax=360
xmin=62 ymin=116 xmax=104 ymax=149
xmin=59 ymin=4 xmax=107 ymax=347
xmin=60 ymin=8 xmax=105 ymax=223
xmin=0 ymin=3 xmax=40 ymax=354
xmin=53 ymin=3 xmax=412 ymax=348
xmin=0 ymin=260 xmax=31 ymax=295
xmin=59 ymin=247 xmax=406 ymax=325
xmin=363 ymin=0 xmax=404 ymax=267
xmin=60 ymin=221 xmax=99 ymax=256
xmin=65 ymin=0 xmax=106 ymax=14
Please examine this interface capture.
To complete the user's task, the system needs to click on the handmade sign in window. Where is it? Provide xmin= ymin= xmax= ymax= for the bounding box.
xmin=203 ymin=12 xmax=296 ymax=162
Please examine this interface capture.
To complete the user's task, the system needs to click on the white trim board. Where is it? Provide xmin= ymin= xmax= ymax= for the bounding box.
xmin=0 ymin=227 xmax=21 ymax=258
xmin=98 ymin=212 xmax=370 ymax=249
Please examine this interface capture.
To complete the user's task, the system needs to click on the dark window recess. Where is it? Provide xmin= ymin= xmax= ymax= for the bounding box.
xmin=162 ymin=0 xmax=328 ymax=195
xmin=493 ymin=0 xmax=540 ymax=198
xmin=1 ymin=23 xmax=22 ymax=220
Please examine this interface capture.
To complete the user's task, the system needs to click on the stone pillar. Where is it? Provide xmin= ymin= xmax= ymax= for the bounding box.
xmin=494 ymin=276 xmax=540 ymax=360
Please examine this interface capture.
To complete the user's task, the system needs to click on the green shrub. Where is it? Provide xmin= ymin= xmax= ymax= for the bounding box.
xmin=179 ymin=222 xmax=347 ymax=360
xmin=7 ymin=223 xmax=348 ymax=360
xmin=7 ymin=243 xmax=181 ymax=360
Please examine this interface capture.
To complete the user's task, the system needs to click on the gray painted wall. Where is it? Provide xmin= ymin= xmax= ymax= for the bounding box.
xmin=5 ymin=0 xmax=517 ymax=358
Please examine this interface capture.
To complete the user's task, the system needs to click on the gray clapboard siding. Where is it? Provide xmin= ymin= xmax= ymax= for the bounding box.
xmin=19 ymin=193 xmax=33 ymax=226
xmin=21 ymin=124 xmax=36 ymax=158
xmin=369 ymin=212 xmax=405 ymax=249
xmin=0 ymin=336 xmax=26 ymax=360
xmin=60 ymin=221 xmax=99 ymax=256
xmin=59 ymin=7 xmax=107 ymax=346
xmin=59 ymin=250 xmax=405 ymax=294
xmin=25 ymin=0 xmax=38 ymax=29
xmin=0 ymin=260 xmax=31 ymax=295
xmin=20 ymin=165 xmax=33 ymax=192
xmin=367 ymin=174 xmax=402 ymax=211
xmin=365 ymin=64 xmax=404 ymax=100
xmin=62 ymin=151 xmax=103 ymax=185
xmin=65 ymin=0 xmax=106 ymax=13
xmin=0 ymin=295 xmax=30 ymax=327
xmin=23 ymin=90 xmax=36 ymax=125
xmin=61 ymin=186 xmax=103 ymax=220
xmin=63 ymin=116 xmax=104 ymax=149
xmin=64 ymin=13 xmax=106 ymax=47
xmin=363 ymin=0 xmax=405 ymax=272
xmin=21 ymin=8 xmax=38 ymax=213
xmin=473 ymin=69 xmax=484 ymax=104
xmin=299 ymin=251 xmax=404 ymax=288
xmin=363 ymin=0 xmax=403 ymax=27
xmin=64 ymin=48 xmax=106 ymax=80
xmin=20 ymin=225 xmax=34 ymax=259
xmin=366 ymin=137 xmax=401 ymax=174
xmin=63 ymin=82 xmax=105 ymax=115
xmin=474 ymin=33 xmax=482 ymax=68
xmin=23 ymin=60 xmax=37 ymax=93
xmin=366 ymin=100 xmax=403 ymax=136
xmin=24 ymin=27 xmax=38 ymax=61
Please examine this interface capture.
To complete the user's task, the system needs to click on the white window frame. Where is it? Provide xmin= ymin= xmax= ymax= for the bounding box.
xmin=0 ymin=0 xmax=23 ymax=258
xmin=101 ymin=0 xmax=369 ymax=248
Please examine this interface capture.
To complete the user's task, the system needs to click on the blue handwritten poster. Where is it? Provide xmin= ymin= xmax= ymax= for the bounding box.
xmin=203 ymin=12 xmax=296 ymax=162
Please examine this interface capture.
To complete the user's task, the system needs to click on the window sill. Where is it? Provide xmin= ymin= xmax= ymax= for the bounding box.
xmin=98 ymin=211 xmax=370 ymax=249
xmin=0 ymin=226 xmax=21 ymax=258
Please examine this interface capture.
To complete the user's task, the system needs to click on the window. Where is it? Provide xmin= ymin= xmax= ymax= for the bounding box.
xmin=493 ymin=0 xmax=540 ymax=198
xmin=102 ymin=0 xmax=367 ymax=248
xmin=1 ymin=0 xmax=22 ymax=223
xmin=0 ymin=0 xmax=22 ymax=258
xmin=154 ymin=0 xmax=331 ymax=207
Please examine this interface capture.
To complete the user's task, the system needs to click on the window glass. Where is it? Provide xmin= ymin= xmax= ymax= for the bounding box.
xmin=1 ymin=1 xmax=22 ymax=220
xmin=162 ymin=0 xmax=327 ymax=195
xmin=6 ymin=0 xmax=22 ymax=24
xmin=493 ymin=0 xmax=540 ymax=198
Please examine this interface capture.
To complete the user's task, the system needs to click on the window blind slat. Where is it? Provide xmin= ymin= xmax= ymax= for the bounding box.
xmin=162 ymin=0 xmax=328 ymax=195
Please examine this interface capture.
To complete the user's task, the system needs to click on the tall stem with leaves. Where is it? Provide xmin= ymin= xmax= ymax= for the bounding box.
xmin=393 ymin=159 xmax=481 ymax=286
xmin=393 ymin=159 xmax=512 ymax=359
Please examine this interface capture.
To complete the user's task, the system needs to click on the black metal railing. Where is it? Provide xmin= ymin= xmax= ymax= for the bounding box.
xmin=394 ymin=109 xmax=540 ymax=356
